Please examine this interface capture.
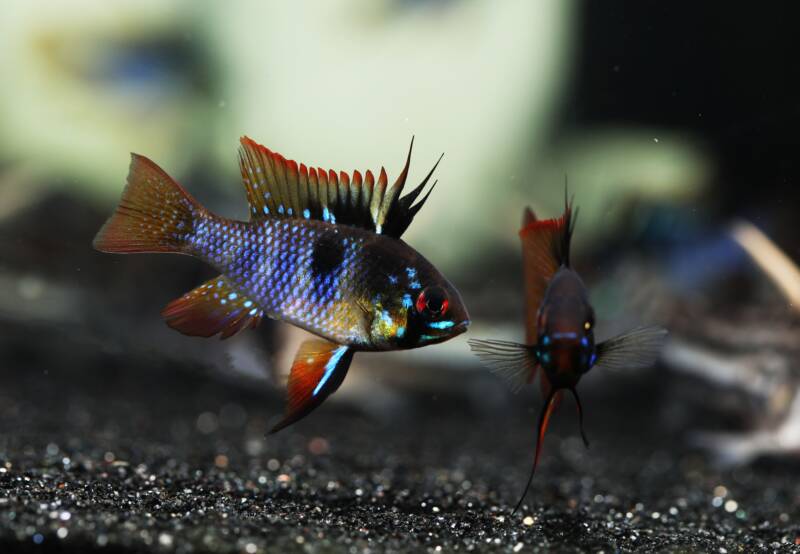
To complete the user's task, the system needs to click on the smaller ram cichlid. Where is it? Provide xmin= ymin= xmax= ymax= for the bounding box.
xmin=468 ymin=193 xmax=666 ymax=515
xmin=94 ymin=136 xmax=469 ymax=433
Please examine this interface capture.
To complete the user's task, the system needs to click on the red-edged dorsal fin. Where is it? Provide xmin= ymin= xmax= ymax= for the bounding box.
xmin=93 ymin=154 xmax=201 ymax=254
xmin=161 ymin=275 xmax=264 ymax=339
xmin=518 ymin=197 xmax=575 ymax=343
xmin=269 ymin=340 xmax=354 ymax=434
xmin=236 ymin=136 xmax=440 ymax=238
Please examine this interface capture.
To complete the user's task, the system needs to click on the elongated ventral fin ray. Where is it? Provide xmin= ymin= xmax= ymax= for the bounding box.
xmin=569 ymin=388 xmax=590 ymax=448
xmin=518 ymin=195 xmax=575 ymax=343
xmin=237 ymin=136 xmax=440 ymax=238
xmin=269 ymin=340 xmax=354 ymax=434
xmin=93 ymin=154 xmax=202 ymax=254
xmin=161 ymin=275 xmax=264 ymax=339
xmin=467 ymin=339 xmax=538 ymax=393
xmin=594 ymin=326 xmax=668 ymax=372
xmin=513 ymin=389 xmax=560 ymax=516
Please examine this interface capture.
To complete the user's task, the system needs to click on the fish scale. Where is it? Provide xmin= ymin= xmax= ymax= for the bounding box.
xmin=188 ymin=215 xmax=371 ymax=345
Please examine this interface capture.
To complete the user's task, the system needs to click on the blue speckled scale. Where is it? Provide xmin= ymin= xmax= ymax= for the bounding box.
xmin=188 ymin=215 xmax=370 ymax=345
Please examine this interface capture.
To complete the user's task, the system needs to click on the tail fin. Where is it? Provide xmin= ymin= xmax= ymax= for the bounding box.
xmin=93 ymin=154 xmax=202 ymax=254
xmin=519 ymin=194 xmax=576 ymax=343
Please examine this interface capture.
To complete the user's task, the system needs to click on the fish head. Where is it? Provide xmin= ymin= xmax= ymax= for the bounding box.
xmin=536 ymin=269 xmax=596 ymax=386
xmin=365 ymin=256 xmax=469 ymax=350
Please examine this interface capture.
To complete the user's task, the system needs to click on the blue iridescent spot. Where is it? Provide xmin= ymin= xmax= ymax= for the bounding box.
xmin=541 ymin=352 xmax=551 ymax=364
xmin=322 ymin=207 xmax=331 ymax=222
xmin=278 ymin=205 xmax=285 ymax=214
xmin=396 ymin=326 xmax=406 ymax=338
xmin=427 ymin=320 xmax=454 ymax=329
xmin=228 ymin=292 xmax=237 ymax=300
xmin=402 ymin=293 xmax=413 ymax=309
xmin=313 ymin=346 xmax=349 ymax=396
xmin=405 ymin=267 xmax=417 ymax=278
xmin=589 ymin=352 xmax=597 ymax=367
xmin=388 ymin=275 xmax=398 ymax=285
xmin=288 ymin=208 xmax=293 ymax=216
xmin=542 ymin=335 xmax=550 ymax=345
xmin=580 ymin=336 xmax=589 ymax=347
xmin=409 ymin=280 xmax=421 ymax=290
xmin=244 ymin=300 xmax=253 ymax=308
xmin=303 ymin=208 xmax=310 ymax=219
xmin=249 ymin=308 xmax=258 ymax=316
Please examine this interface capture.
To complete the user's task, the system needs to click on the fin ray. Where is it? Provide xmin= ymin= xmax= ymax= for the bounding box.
xmin=594 ymin=326 xmax=668 ymax=372
xmin=468 ymin=339 xmax=537 ymax=392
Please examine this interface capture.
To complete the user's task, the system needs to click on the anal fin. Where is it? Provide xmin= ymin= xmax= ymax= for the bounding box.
xmin=269 ymin=340 xmax=354 ymax=434
xmin=161 ymin=275 xmax=263 ymax=339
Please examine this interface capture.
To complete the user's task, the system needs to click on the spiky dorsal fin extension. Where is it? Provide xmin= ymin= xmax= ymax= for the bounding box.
xmin=518 ymin=195 xmax=575 ymax=343
xmin=237 ymin=136 xmax=441 ymax=238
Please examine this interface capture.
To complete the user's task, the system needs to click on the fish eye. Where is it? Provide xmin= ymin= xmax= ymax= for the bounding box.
xmin=416 ymin=286 xmax=449 ymax=317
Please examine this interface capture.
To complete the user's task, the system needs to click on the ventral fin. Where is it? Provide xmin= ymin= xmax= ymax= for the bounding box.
xmin=269 ymin=340 xmax=354 ymax=434
xmin=161 ymin=275 xmax=263 ymax=339
xmin=519 ymin=194 xmax=576 ymax=342
xmin=238 ymin=136 xmax=440 ymax=238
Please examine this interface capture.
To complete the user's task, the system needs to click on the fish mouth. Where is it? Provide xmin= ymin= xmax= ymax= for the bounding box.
xmin=453 ymin=319 xmax=471 ymax=335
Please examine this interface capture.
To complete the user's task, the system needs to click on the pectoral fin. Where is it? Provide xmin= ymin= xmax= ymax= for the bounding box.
xmin=161 ymin=275 xmax=263 ymax=339
xmin=269 ymin=340 xmax=354 ymax=434
xmin=594 ymin=326 xmax=668 ymax=372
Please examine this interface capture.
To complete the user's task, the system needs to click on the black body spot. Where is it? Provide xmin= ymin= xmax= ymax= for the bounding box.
xmin=311 ymin=234 xmax=345 ymax=279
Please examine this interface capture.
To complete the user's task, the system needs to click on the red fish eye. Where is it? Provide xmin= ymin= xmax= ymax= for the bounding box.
xmin=416 ymin=291 xmax=427 ymax=314
xmin=417 ymin=287 xmax=449 ymax=315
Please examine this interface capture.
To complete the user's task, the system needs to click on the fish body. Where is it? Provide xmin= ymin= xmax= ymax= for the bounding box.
xmin=184 ymin=215 xmax=460 ymax=350
xmin=94 ymin=137 xmax=469 ymax=432
xmin=469 ymin=194 xmax=666 ymax=514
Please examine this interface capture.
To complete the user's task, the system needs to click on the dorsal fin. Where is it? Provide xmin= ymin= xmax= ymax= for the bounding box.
xmin=518 ymin=195 xmax=575 ymax=343
xmin=237 ymin=136 xmax=441 ymax=238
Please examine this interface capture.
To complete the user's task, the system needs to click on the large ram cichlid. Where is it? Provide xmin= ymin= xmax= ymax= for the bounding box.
xmin=94 ymin=136 xmax=469 ymax=433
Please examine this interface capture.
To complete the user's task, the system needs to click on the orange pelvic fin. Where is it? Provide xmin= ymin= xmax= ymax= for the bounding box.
xmin=512 ymin=389 xmax=560 ymax=515
xmin=269 ymin=340 xmax=354 ymax=434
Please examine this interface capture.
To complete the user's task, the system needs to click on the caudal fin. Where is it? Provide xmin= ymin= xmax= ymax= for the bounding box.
xmin=93 ymin=154 xmax=202 ymax=254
